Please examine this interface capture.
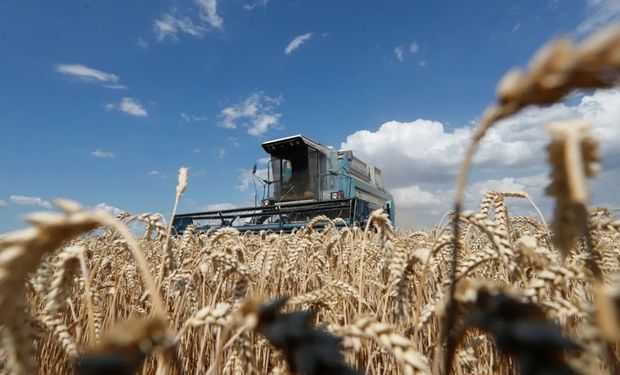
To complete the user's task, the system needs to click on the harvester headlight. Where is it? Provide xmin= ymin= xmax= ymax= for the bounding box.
xmin=261 ymin=199 xmax=272 ymax=207
xmin=330 ymin=191 xmax=345 ymax=200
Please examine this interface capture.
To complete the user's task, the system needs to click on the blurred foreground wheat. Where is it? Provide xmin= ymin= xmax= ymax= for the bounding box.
xmin=0 ymin=191 xmax=619 ymax=374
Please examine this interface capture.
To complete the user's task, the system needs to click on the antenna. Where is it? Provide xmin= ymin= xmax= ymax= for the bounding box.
xmin=252 ymin=160 xmax=275 ymax=202
xmin=267 ymin=160 xmax=271 ymax=198
xmin=251 ymin=164 xmax=259 ymax=207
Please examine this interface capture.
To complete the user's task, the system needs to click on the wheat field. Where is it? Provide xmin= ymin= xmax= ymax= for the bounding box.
xmin=1 ymin=24 xmax=620 ymax=375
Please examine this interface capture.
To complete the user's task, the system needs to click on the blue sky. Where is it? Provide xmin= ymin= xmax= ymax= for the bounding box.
xmin=1 ymin=0 xmax=619 ymax=231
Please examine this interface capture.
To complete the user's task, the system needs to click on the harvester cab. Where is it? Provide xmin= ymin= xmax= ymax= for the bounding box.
xmin=173 ymin=134 xmax=394 ymax=233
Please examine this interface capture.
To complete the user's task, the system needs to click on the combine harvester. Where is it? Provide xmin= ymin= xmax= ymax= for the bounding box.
xmin=173 ymin=134 xmax=394 ymax=233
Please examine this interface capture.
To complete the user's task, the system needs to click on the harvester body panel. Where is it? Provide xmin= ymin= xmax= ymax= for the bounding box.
xmin=173 ymin=134 xmax=394 ymax=233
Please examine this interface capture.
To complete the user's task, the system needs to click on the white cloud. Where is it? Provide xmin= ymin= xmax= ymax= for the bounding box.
xmin=394 ymin=46 xmax=405 ymax=61
xmin=153 ymin=0 xmax=223 ymax=42
xmin=91 ymin=149 xmax=115 ymax=158
xmin=395 ymin=42 xmax=419 ymax=62
xmin=591 ymin=167 xmax=620 ymax=208
xmin=236 ymin=166 xmax=268 ymax=191
xmin=193 ymin=148 xmax=201 ymax=153
xmin=236 ymin=170 xmax=254 ymax=191
xmin=55 ymin=64 xmax=124 ymax=88
xmin=191 ymin=169 xmax=206 ymax=178
xmin=10 ymin=195 xmax=52 ymax=209
xmin=137 ymin=37 xmax=149 ymax=49
xmin=220 ymin=92 xmax=283 ymax=136
xmin=342 ymin=119 xmax=476 ymax=185
xmin=512 ymin=22 xmax=521 ymax=32
xmin=206 ymin=202 xmax=237 ymax=211
xmin=228 ymin=136 xmax=241 ymax=147
xmin=94 ymin=202 xmax=123 ymax=217
xmin=392 ymin=185 xmax=444 ymax=209
xmin=154 ymin=13 xmax=208 ymax=42
xmin=216 ymin=148 xmax=226 ymax=158
xmin=0 ymin=200 xmax=7 ymax=208
xmin=121 ymin=98 xmax=148 ymax=117
xmin=181 ymin=112 xmax=208 ymax=122
xmin=107 ymin=97 xmax=147 ymax=117
xmin=285 ymin=33 xmax=313 ymax=55
xmin=243 ymin=0 xmax=269 ymax=10
xmin=103 ymin=84 xmax=128 ymax=90
xmin=248 ymin=114 xmax=281 ymax=136
xmin=195 ymin=0 xmax=224 ymax=29
xmin=341 ymin=89 xmax=620 ymax=226
xmin=55 ymin=64 xmax=118 ymax=83
xmin=148 ymin=170 xmax=160 ymax=176
xmin=577 ymin=0 xmax=620 ymax=34
xmin=198 ymin=202 xmax=247 ymax=225
xmin=343 ymin=90 xmax=620 ymax=186
xmin=469 ymin=177 xmax=527 ymax=197
xmin=385 ymin=176 xmax=545 ymax=226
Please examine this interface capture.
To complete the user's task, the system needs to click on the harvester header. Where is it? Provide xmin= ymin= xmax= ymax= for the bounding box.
xmin=173 ymin=134 xmax=394 ymax=233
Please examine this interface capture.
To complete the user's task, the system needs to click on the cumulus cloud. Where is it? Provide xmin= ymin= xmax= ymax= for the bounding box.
xmin=228 ymin=136 xmax=241 ymax=147
xmin=153 ymin=0 xmax=223 ymax=42
xmin=195 ymin=0 xmax=224 ymax=28
xmin=243 ymin=0 xmax=269 ymax=10
xmin=344 ymin=90 xmax=620 ymax=185
xmin=181 ymin=112 xmax=208 ymax=122
xmin=341 ymin=89 xmax=620 ymax=226
xmin=119 ymin=98 xmax=148 ymax=116
xmin=394 ymin=46 xmax=405 ymax=61
xmin=236 ymin=165 xmax=268 ymax=191
xmin=392 ymin=185 xmax=445 ymax=209
xmin=206 ymin=202 xmax=237 ymax=211
xmin=137 ymin=37 xmax=149 ymax=49
xmin=285 ymin=33 xmax=313 ymax=55
xmin=394 ymin=42 xmax=420 ymax=62
xmin=55 ymin=64 xmax=118 ymax=83
xmin=55 ymin=64 xmax=126 ymax=88
xmin=154 ymin=13 xmax=207 ymax=41
xmin=10 ymin=195 xmax=52 ymax=209
xmin=120 ymin=98 xmax=148 ymax=117
xmin=577 ymin=0 xmax=620 ymax=34
xmin=392 ymin=175 xmax=553 ymax=227
xmin=220 ymin=92 xmax=283 ymax=136
xmin=590 ymin=167 xmax=620 ymax=208
xmin=106 ymin=97 xmax=148 ymax=117
xmin=94 ymin=202 xmax=123 ymax=217
xmin=0 ymin=200 xmax=7 ymax=208
xmin=91 ymin=149 xmax=115 ymax=158
xmin=104 ymin=84 xmax=129 ymax=90
xmin=199 ymin=203 xmax=244 ymax=225
xmin=342 ymin=120 xmax=475 ymax=185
